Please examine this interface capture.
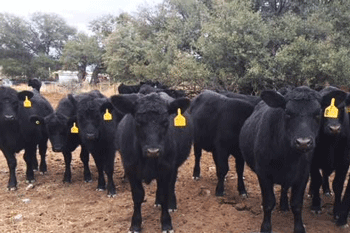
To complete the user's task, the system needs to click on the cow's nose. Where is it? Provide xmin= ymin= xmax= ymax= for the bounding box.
xmin=86 ymin=133 xmax=96 ymax=140
xmin=146 ymin=148 xmax=160 ymax=158
xmin=4 ymin=115 xmax=15 ymax=121
xmin=329 ymin=125 xmax=341 ymax=134
xmin=52 ymin=146 xmax=63 ymax=152
xmin=295 ymin=138 xmax=313 ymax=150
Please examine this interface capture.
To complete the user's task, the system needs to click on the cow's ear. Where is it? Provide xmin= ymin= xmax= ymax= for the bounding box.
xmin=18 ymin=90 xmax=34 ymax=101
xmin=30 ymin=115 xmax=45 ymax=125
xmin=67 ymin=116 xmax=77 ymax=128
xmin=321 ymin=90 xmax=347 ymax=107
xmin=345 ymin=93 xmax=350 ymax=106
xmin=261 ymin=90 xmax=286 ymax=109
xmin=168 ymin=97 xmax=190 ymax=115
xmin=67 ymin=94 xmax=77 ymax=108
xmin=100 ymin=101 xmax=114 ymax=114
xmin=110 ymin=94 xmax=139 ymax=114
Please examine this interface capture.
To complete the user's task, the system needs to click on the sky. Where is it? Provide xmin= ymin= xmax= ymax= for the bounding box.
xmin=1 ymin=0 xmax=163 ymax=33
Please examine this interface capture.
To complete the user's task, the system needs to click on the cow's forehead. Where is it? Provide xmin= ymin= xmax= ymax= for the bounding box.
xmin=0 ymin=87 xmax=18 ymax=100
xmin=286 ymin=99 xmax=321 ymax=113
xmin=135 ymin=95 xmax=168 ymax=114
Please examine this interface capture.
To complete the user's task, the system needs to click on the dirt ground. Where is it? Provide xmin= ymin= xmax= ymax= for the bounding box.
xmin=0 ymin=91 xmax=348 ymax=233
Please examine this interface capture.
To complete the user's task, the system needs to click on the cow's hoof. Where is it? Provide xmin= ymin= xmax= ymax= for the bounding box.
xmin=162 ymin=230 xmax=174 ymax=233
xmin=84 ymin=179 xmax=92 ymax=183
xmin=25 ymin=179 xmax=35 ymax=184
xmin=169 ymin=208 xmax=177 ymax=213
xmin=311 ymin=209 xmax=322 ymax=215
xmin=107 ymin=194 xmax=116 ymax=198
xmin=96 ymin=188 xmax=105 ymax=192
xmin=8 ymin=187 xmax=17 ymax=191
xmin=324 ymin=191 xmax=332 ymax=197
xmin=154 ymin=203 xmax=161 ymax=208
xmin=192 ymin=176 xmax=200 ymax=180
xmin=240 ymin=193 xmax=248 ymax=198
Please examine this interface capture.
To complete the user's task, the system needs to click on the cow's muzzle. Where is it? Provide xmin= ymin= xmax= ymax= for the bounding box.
xmin=294 ymin=137 xmax=313 ymax=151
xmin=146 ymin=148 xmax=160 ymax=158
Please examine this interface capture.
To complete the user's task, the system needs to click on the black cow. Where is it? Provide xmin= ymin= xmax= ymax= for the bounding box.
xmin=0 ymin=86 xmax=53 ymax=190
xmin=31 ymin=90 xmax=104 ymax=183
xmin=190 ymin=90 xmax=259 ymax=196
xmin=111 ymin=92 xmax=192 ymax=233
xmin=139 ymin=84 xmax=186 ymax=99
xmin=239 ymin=86 xmax=342 ymax=233
xmin=309 ymin=87 xmax=349 ymax=220
xmin=68 ymin=93 xmax=124 ymax=196
xmin=28 ymin=78 xmax=42 ymax=92
xmin=118 ymin=80 xmax=167 ymax=94
xmin=333 ymin=93 xmax=350 ymax=227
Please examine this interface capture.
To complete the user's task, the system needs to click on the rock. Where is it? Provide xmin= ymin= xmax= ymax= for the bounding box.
xmin=26 ymin=184 xmax=34 ymax=190
xmin=13 ymin=214 xmax=23 ymax=222
xmin=199 ymin=187 xmax=211 ymax=196
xmin=22 ymin=198 xmax=31 ymax=204
xmin=235 ymin=203 xmax=246 ymax=211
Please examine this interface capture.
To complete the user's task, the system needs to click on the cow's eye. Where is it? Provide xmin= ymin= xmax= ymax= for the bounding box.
xmin=161 ymin=119 xmax=169 ymax=126
xmin=314 ymin=111 xmax=322 ymax=121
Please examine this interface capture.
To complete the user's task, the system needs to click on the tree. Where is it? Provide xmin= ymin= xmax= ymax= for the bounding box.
xmin=60 ymin=33 xmax=104 ymax=81
xmin=0 ymin=12 xmax=76 ymax=79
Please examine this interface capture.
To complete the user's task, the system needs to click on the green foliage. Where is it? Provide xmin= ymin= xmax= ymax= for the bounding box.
xmin=60 ymin=33 xmax=104 ymax=80
xmin=3 ymin=0 xmax=350 ymax=93
xmin=0 ymin=12 xmax=76 ymax=79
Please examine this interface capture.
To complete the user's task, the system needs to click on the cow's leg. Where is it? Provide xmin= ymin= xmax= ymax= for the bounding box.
xmin=104 ymin=151 xmax=116 ymax=197
xmin=62 ymin=150 xmax=72 ymax=183
xmin=280 ymin=185 xmax=290 ymax=212
xmin=336 ymin=175 xmax=350 ymax=226
xmin=192 ymin=143 xmax=202 ymax=179
xmin=235 ymin=154 xmax=247 ymax=196
xmin=258 ymin=176 xmax=275 ymax=233
xmin=38 ymin=138 xmax=48 ymax=174
xmin=158 ymin=171 xmax=173 ymax=232
xmin=168 ymin=169 xmax=178 ymax=211
xmin=310 ymin=165 xmax=322 ymax=213
xmin=155 ymin=169 xmax=178 ymax=211
xmin=128 ymin=173 xmax=144 ymax=232
xmin=92 ymin=155 xmax=106 ymax=190
xmin=80 ymin=146 xmax=91 ymax=182
xmin=32 ymin=148 xmax=39 ymax=172
xmin=213 ymin=147 xmax=229 ymax=196
xmin=291 ymin=179 xmax=308 ymax=233
xmin=321 ymin=172 xmax=331 ymax=196
xmin=3 ymin=150 xmax=17 ymax=190
xmin=332 ymin=162 xmax=349 ymax=219
xmin=23 ymin=145 xmax=36 ymax=183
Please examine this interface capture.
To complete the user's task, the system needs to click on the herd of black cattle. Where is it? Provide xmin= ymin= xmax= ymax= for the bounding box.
xmin=2 ymin=79 xmax=350 ymax=232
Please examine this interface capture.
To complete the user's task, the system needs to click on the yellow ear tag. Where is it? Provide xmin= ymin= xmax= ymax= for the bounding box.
xmin=103 ymin=109 xmax=112 ymax=121
xmin=324 ymin=98 xmax=338 ymax=119
xmin=24 ymin=96 xmax=32 ymax=108
xmin=35 ymin=120 xmax=40 ymax=125
xmin=174 ymin=108 xmax=186 ymax=127
xmin=71 ymin=122 xmax=79 ymax=134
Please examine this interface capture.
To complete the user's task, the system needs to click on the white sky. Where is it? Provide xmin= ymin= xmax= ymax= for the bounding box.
xmin=1 ymin=0 xmax=163 ymax=33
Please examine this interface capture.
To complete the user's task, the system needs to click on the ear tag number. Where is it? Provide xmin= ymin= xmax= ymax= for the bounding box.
xmin=71 ymin=122 xmax=79 ymax=134
xmin=174 ymin=108 xmax=186 ymax=127
xmin=103 ymin=109 xmax=112 ymax=121
xmin=324 ymin=98 xmax=338 ymax=119
xmin=24 ymin=96 xmax=32 ymax=108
